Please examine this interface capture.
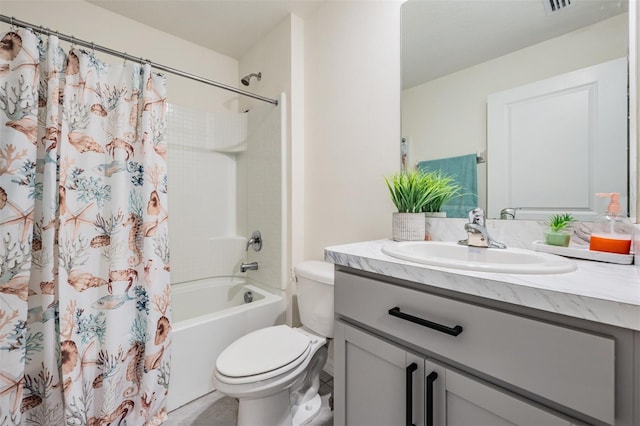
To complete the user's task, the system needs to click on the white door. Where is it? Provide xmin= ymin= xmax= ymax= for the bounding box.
xmin=487 ymin=57 xmax=627 ymax=220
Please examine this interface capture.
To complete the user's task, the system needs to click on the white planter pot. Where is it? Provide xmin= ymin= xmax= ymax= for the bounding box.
xmin=392 ymin=212 xmax=426 ymax=241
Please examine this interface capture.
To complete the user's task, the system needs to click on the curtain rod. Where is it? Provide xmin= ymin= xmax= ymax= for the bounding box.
xmin=0 ymin=14 xmax=279 ymax=106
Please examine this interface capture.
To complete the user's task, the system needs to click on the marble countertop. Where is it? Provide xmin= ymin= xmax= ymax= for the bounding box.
xmin=325 ymin=239 xmax=640 ymax=331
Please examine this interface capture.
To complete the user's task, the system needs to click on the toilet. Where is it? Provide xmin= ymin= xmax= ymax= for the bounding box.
xmin=213 ymin=260 xmax=334 ymax=426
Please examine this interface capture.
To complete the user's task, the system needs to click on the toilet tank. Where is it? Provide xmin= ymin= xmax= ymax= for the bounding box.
xmin=294 ymin=260 xmax=335 ymax=338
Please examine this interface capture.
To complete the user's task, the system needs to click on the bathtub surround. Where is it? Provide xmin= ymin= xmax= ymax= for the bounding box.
xmin=0 ymin=28 xmax=171 ymax=423
xmin=167 ymin=100 xmax=284 ymax=287
xmin=240 ymin=98 xmax=287 ymax=292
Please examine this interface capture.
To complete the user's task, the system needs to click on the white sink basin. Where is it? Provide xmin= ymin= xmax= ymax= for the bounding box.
xmin=381 ymin=241 xmax=577 ymax=274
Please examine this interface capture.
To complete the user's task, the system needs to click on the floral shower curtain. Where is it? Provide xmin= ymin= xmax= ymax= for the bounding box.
xmin=0 ymin=28 xmax=171 ymax=425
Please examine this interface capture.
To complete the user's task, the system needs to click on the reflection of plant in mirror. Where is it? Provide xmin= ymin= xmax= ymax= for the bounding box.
xmin=421 ymin=171 xmax=463 ymax=213
xmin=548 ymin=213 xmax=576 ymax=232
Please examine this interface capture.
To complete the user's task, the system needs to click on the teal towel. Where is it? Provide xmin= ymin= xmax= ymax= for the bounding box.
xmin=417 ymin=154 xmax=478 ymax=218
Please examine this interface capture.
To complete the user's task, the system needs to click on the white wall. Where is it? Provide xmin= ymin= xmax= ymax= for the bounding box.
xmin=304 ymin=1 xmax=402 ymax=260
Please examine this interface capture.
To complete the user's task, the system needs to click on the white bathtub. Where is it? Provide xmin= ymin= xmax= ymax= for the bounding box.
xmin=167 ymin=277 xmax=285 ymax=411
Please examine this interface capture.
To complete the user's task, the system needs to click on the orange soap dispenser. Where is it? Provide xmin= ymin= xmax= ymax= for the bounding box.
xmin=589 ymin=193 xmax=633 ymax=254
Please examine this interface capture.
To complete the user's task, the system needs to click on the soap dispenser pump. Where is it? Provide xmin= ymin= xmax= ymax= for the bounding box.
xmin=589 ymin=193 xmax=632 ymax=254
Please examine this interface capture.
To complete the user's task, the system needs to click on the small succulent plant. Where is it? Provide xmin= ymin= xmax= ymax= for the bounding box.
xmin=548 ymin=213 xmax=576 ymax=233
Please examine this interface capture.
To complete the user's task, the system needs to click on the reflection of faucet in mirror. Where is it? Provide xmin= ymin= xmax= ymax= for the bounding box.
xmin=459 ymin=208 xmax=506 ymax=249
xmin=500 ymin=208 xmax=518 ymax=220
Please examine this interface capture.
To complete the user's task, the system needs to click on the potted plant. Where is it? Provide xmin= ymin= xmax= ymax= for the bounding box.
xmin=421 ymin=170 xmax=464 ymax=216
xmin=544 ymin=213 xmax=576 ymax=247
xmin=385 ymin=169 xmax=431 ymax=241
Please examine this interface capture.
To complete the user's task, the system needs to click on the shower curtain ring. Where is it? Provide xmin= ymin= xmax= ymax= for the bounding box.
xmin=123 ymin=52 xmax=127 ymax=65
xmin=9 ymin=16 xmax=14 ymax=30
xmin=91 ymin=42 xmax=95 ymax=55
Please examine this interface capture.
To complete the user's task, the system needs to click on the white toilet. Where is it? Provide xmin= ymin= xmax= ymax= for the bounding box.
xmin=213 ymin=260 xmax=335 ymax=426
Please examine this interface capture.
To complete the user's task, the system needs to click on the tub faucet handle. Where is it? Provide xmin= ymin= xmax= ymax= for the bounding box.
xmin=246 ymin=230 xmax=262 ymax=252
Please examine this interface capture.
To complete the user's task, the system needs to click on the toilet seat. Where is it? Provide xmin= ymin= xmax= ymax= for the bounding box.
xmin=216 ymin=325 xmax=312 ymax=383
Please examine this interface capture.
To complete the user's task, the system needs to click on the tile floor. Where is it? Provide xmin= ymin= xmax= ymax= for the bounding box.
xmin=164 ymin=371 xmax=334 ymax=426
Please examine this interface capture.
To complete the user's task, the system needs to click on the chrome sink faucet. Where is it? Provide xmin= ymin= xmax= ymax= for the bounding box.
xmin=458 ymin=208 xmax=506 ymax=249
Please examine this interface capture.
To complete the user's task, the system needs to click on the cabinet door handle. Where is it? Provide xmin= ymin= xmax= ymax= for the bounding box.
xmin=406 ymin=362 xmax=418 ymax=426
xmin=425 ymin=371 xmax=438 ymax=426
xmin=389 ymin=307 xmax=463 ymax=337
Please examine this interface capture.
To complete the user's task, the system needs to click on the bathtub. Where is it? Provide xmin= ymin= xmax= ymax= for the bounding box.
xmin=167 ymin=276 xmax=285 ymax=411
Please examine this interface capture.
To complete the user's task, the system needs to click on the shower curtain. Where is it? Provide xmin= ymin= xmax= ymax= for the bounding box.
xmin=0 ymin=28 xmax=171 ymax=425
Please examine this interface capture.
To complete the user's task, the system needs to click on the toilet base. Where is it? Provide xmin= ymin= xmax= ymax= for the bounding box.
xmin=238 ymin=390 xmax=292 ymax=426
xmin=292 ymin=393 xmax=322 ymax=426
xmin=236 ymin=390 xmax=322 ymax=426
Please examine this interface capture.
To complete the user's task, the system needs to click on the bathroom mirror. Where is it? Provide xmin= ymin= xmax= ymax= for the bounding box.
xmin=401 ymin=0 xmax=634 ymax=221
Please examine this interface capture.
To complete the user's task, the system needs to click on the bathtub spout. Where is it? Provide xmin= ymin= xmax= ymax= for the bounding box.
xmin=240 ymin=262 xmax=259 ymax=273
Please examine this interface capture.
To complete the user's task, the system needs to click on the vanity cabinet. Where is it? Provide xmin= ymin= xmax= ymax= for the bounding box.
xmin=333 ymin=268 xmax=637 ymax=426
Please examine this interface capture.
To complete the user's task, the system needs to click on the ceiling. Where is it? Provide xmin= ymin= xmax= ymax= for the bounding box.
xmin=87 ymin=0 xmax=324 ymax=59
xmin=402 ymin=0 xmax=628 ymax=89
xmin=87 ymin=0 xmax=627 ymax=89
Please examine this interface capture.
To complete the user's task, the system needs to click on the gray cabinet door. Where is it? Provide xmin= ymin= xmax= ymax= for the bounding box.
xmin=335 ymin=321 xmax=424 ymax=426
xmin=423 ymin=359 xmax=575 ymax=426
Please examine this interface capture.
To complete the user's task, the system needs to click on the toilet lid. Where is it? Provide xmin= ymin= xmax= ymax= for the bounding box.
xmin=216 ymin=325 xmax=311 ymax=378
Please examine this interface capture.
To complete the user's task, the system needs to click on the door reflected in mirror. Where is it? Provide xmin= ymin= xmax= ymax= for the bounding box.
xmin=401 ymin=0 xmax=633 ymax=221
